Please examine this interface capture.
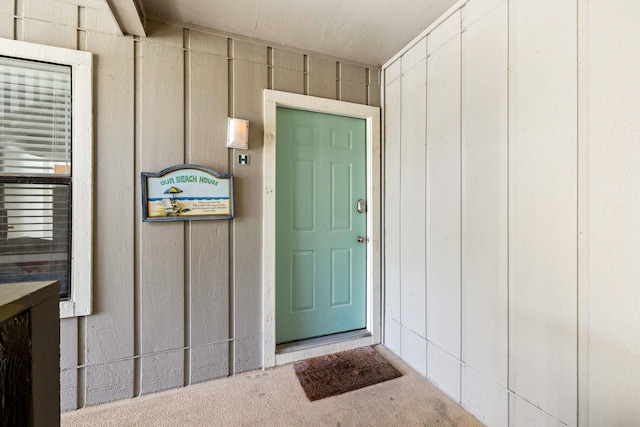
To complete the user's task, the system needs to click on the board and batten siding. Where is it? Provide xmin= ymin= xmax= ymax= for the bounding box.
xmin=0 ymin=0 xmax=380 ymax=410
xmin=383 ymin=0 xmax=640 ymax=426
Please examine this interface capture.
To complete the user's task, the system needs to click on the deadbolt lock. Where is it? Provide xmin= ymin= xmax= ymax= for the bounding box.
xmin=357 ymin=199 xmax=367 ymax=213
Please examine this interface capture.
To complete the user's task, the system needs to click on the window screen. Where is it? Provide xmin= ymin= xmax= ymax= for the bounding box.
xmin=0 ymin=56 xmax=72 ymax=299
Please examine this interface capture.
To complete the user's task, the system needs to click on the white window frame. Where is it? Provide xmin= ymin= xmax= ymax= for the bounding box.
xmin=0 ymin=38 xmax=93 ymax=318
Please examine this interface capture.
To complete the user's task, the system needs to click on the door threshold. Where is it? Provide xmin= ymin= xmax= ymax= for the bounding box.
xmin=272 ymin=329 xmax=377 ymax=366
xmin=276 ymin=329 xmax=371 ymax=355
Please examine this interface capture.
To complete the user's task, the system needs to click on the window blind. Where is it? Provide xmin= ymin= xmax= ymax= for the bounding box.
xmin=0 ymin=56 xmax=71 ymax=175
xmin=0 ymin=56 xmax=72 ymax=299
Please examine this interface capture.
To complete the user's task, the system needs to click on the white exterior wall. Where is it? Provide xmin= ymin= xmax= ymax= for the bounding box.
xmin=0 ymin=0 xmax=380 ymax=410
xmin=383 ymin=0 xmax=640 ymax=425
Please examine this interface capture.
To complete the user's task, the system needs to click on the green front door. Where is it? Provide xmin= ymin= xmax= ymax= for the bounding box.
xmin=275 ymin=107 xmax=367 ymax=344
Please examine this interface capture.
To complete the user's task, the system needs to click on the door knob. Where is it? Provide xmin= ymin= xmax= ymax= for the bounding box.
xmin=357 ymin=236 xmax=366 ymax=243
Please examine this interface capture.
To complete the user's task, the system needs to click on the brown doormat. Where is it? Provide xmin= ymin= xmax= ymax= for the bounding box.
xmin=293 ymin=346 xmax=402 ymax=401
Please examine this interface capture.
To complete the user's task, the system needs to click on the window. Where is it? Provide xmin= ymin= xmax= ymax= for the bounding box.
xmin=0 ymin=39 xmax=92 ymax=317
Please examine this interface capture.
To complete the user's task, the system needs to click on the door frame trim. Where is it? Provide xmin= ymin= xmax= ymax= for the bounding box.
xmin=262 ymin=89 xmax=381 ymax=367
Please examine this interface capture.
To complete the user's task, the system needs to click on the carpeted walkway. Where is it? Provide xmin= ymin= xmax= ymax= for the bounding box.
xmin=62 ymin=346 xmax=483 ymax=427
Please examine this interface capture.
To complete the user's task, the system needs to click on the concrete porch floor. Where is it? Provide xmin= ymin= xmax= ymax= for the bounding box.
xmin=61 ymin=346 xmax=484 ymax=426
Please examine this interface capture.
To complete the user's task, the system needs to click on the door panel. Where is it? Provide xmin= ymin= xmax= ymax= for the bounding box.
xmin=276 ymin=107 xmax=366 ymax=344
xmin=331 ymin=163 xmax=351 ymax=230
xmin=292 ymin=160 xmax=315 ymax=231
xmin=291 ymin=250 xmax=315 ymax=311
xmin=331 ymin=248 xmax=352 ymax=306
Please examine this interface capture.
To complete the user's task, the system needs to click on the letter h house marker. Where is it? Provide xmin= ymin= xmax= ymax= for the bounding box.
xmin=238 ymin=154 xmax=249 ymax=165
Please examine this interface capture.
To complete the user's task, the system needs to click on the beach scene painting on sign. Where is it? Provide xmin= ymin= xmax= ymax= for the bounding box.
xmin=141 ymin=164 xmax=234 ymax=221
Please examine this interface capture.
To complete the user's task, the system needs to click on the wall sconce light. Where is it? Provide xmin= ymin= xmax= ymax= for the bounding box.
xmin=227 ymin=117 xmax=249 ymax=150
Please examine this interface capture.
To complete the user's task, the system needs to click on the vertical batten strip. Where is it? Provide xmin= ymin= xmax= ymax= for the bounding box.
xmin=506 ymin=0 xmax=515 ymax=407
xmin=380 ymin=69 xmax=386 ymax=345
xmin=14 ymin=0 xmax=23 ymax=41
xmin=422 ymin=37 xmax=427 ymax=377
xmin=77 ymin=317 xmax=86 ymax=408
xmin=336 ymin=61 xmax=341 ymax=100
xmin=398 ymin=58 xmax=403 ymax=341
xmin=505 ymin=0 xmax=511 ymax=421
xmin=183 ymin=28 xmax=192 ymax=387
xmin=267 ymin=47 xmax=273 ymax=90
xmin=133 ymin=35 xmax=142 ymax=399
xmin=76 ymin=13 xmax=85 ymax=405
xmin=75 ymin=6 xmax=85 ymax=409
xmin=78 ymin=6 xmax=87 ymax=51
xmin=458 ymin=9 xmax=464 ymax=400
xmin=303 ymin=54 xmax=309 ymax=95
xmin=227 ymin=36 xmax=236 ymax=376
xmin=366 ymin=68 xmax=371 ymax=106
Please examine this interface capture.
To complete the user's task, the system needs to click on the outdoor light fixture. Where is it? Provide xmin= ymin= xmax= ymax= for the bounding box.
xmin=227 ymin=117 xmax=249 ymax=149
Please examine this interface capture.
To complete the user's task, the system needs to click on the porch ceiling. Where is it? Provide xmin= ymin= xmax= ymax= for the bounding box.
xmin=139 ymin=0 xmax=459 ymax=66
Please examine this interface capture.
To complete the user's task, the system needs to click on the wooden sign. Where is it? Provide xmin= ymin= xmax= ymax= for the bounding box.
xmin=141 ymin=164 xmax=234 ymax=221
